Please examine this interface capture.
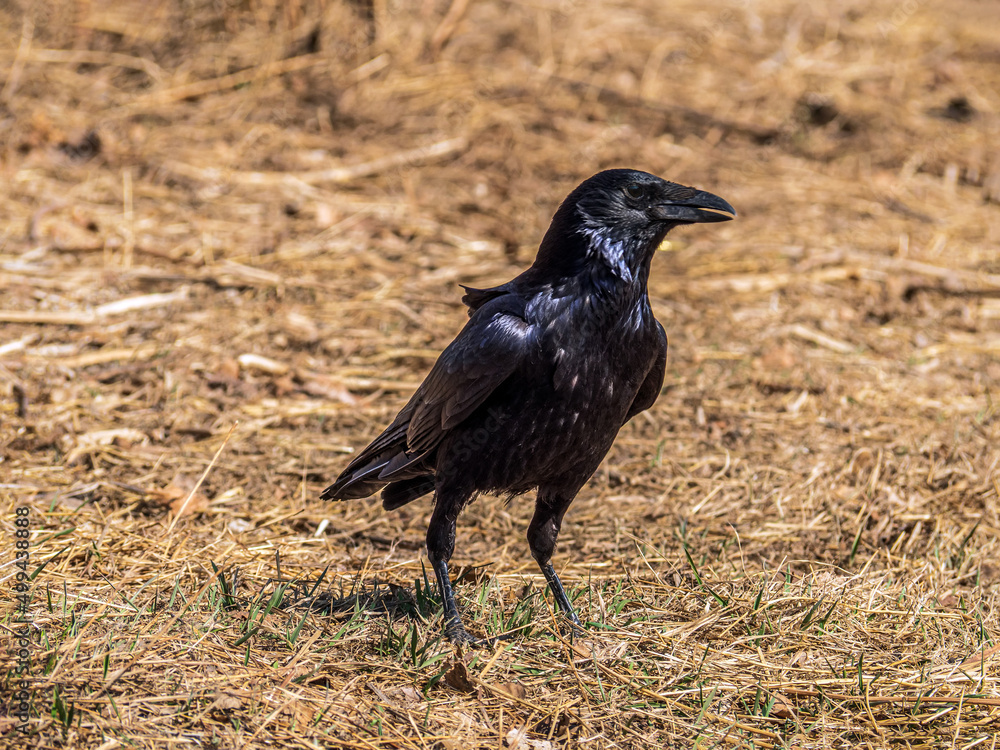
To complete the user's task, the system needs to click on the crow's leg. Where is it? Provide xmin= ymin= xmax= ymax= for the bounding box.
xmin=528 ymin=489 xmax=583 ymax=629
xmin=426 ymin=485 xmax=483 ymax=645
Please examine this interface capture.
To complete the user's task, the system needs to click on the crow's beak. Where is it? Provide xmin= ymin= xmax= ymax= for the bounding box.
xmin=651 ymin=189 xmax=736 ymax=224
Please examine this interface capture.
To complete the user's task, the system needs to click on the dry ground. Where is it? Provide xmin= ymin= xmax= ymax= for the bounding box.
xmin=2 ymin=0 xmax=1000 ymax=748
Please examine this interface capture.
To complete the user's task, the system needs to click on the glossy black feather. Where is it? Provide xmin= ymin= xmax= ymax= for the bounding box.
xmin=321 ymin=169 xmax=735 ymax=642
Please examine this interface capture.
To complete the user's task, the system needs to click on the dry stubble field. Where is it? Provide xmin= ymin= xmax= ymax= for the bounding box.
xmin=2 ymin=0 xmax=1000 ymax=748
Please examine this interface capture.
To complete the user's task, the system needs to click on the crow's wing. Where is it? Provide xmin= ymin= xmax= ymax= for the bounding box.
xmin=460 ymin=283 xmax=512 ymax=314
xmin=624 ymin=321 xmax=667 ymax=423
xmin=406 ymin=309 xmax=529 ymax=453
xmin=321 ymin=305 xmax=530 ymax=500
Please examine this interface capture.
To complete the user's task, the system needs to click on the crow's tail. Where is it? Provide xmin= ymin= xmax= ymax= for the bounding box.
xmin=321 ymin=444 xmax=435 ymax=508
xmin=380 ymin=475 xmax=435 ymax=510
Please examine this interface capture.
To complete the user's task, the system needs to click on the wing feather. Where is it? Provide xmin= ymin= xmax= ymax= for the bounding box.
xmin=322 ymin=305 xmax=530 ymax=500
xmin=624 ymin=321 xmax=667 ymax=423
xmin=407 ymin=311 xmax=529 ymax=451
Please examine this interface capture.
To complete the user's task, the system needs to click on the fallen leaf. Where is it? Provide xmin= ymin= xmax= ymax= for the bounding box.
xmin=65 ymin=428 xmax=148 ymax=465
xmin=444 ymin=660 xmax=475 ymax=693
xmin=208 ymin=690 xmax=241 ymax=712
xmin=390 ymin=685 xmax=424 ymax=703
xmin=938 ymin=593 xmax=958 ymax=608
xmin=770 ymin=692 xmax=797 ymax=720
xmin=760 ymin=343 xmax=797 ymax=371
xmin=149 ymin=480 xmax=209 ymax=516
xmin=296 ymin=370 xmax=358 ymax=404
xmin=218 ymin=357 xmax=240 ymax=380
xmin=273 ymin=373 xmax=296 ymax=396
xmin=492 ymin=681 xmax=526 ymax=700
xmin=453 ymin=563 xmax=492 ymax=586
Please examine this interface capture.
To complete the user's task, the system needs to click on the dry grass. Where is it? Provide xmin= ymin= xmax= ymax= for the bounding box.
xmin=2 ymin=0 xmax=1000 ymax=747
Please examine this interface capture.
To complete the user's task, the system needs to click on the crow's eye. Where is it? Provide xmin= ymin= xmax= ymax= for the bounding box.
xmin=624 ymin=183 xmax=646 ymax=200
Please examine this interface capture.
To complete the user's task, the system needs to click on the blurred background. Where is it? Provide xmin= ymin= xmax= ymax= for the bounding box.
xmin=2 ymin=1 xmax=999 ymax=747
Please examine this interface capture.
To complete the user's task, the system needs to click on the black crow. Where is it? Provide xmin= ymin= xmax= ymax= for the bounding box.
xmin=322 ymin=169 xmax=735 ymax=644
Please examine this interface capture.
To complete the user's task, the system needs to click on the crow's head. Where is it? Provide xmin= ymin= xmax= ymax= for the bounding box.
xmin=535 ymin=169 xmax=735 ymax=282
